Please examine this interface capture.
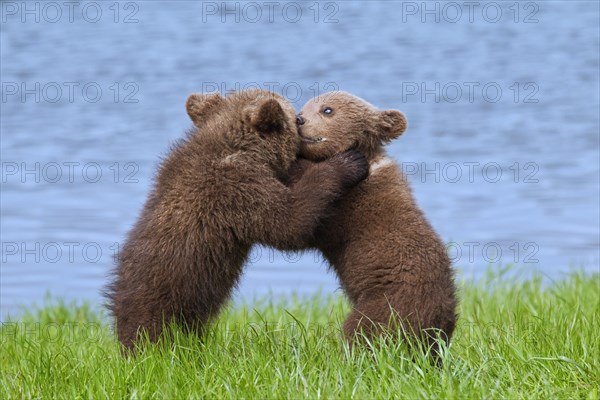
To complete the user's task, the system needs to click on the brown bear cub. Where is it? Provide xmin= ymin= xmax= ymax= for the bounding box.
xmin=292 ymin=91 xmax=457 ymax=356
xmin=106 ymin=89 xmax=369 ymax=350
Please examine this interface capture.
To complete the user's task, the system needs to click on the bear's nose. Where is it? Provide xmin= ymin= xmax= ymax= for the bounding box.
xmin=296 ymin=116 xmax=305 ymax=126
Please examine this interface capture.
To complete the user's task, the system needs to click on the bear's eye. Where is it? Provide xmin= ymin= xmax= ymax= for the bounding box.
xmin=322 ymin=107 xmax=333 ymax=115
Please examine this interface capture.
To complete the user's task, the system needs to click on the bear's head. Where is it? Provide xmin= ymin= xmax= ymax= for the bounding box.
xmin=186 ymin=89 xmax=300 ymax=174
xmin=297 ymin=91 xmax=407 ymax=161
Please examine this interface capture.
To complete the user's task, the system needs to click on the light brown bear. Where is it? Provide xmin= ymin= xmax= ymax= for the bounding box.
xmin=291 ymin=91 xmax=457 ymax=355
xmin=106 ymin=89 xmax=369 ymax=350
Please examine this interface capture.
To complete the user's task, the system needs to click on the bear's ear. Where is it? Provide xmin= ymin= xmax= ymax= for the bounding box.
xmin=186 ymin=92 xmax=225 ymax=127
xmin=376 ymin=110 xmax=408 ymax=142
xmin=250 ymin=98 xmax=286 ymax=134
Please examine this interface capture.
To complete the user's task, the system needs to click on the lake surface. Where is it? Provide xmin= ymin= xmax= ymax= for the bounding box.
xmin=1 ymin=1 xmax=599 ymax=318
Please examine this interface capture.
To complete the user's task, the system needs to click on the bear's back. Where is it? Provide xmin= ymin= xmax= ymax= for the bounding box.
xmin=315 ymin=158 xmax=451 ymax=301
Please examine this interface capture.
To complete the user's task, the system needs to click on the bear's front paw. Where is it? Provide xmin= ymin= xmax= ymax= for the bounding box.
xmin=330 ymin=149 xmax=369 ymax=187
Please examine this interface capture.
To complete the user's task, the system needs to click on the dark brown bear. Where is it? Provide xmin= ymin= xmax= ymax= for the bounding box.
xmin=106 ymin=89 xmax=369 ymax=350
xmin=292 ymin=91 xmax=457 ymax=355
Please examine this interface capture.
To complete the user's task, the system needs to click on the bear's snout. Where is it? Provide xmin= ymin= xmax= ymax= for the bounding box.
xmin=296 ymin=115 xmax=305 ymax=126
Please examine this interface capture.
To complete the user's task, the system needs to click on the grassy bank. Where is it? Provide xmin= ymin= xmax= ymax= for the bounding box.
xmin=1 ymin=270 xmax=598 ymax=399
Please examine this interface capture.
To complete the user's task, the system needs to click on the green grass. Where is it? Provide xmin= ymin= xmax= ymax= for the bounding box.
xmin=1 ymin=269 xmax=599 ymax=399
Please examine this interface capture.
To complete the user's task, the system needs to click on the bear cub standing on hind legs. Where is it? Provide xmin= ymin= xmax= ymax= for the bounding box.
xmin=106 ymin=89 xmax=369 ymax=350
xmin=291 ymin=91 xmax=457 ymax=356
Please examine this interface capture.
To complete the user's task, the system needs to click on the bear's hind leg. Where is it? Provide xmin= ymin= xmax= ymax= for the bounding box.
xmin=342 ymin=295 xmax=449 ymax=363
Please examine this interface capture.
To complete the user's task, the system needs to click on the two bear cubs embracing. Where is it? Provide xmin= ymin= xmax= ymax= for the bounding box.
xmin=107 ymin=89 xmax=457 ymax=357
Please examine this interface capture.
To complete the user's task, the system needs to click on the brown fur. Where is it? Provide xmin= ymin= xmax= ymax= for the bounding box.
xmin=292 ymin=91 xmax=457 ymax=355
xmin=106 ymin=89 xmax=369 ymax=350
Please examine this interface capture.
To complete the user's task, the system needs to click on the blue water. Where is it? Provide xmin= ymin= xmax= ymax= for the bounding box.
xmin=1 ymin=1 xmax=599 ymax=318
